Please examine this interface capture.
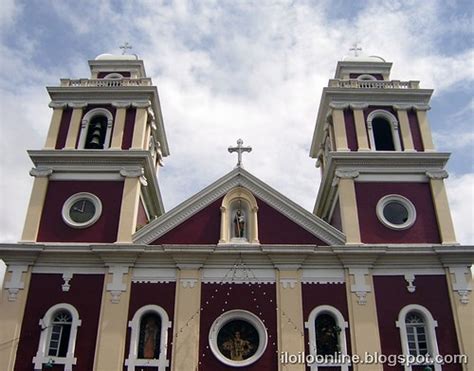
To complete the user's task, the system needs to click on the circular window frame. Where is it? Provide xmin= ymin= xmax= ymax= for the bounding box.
xmin=208 ymin=309 xmax=268 ymax=368
xmin=376 ymin=194 xmax=416 ymax=230
xmin=62 ymin=192 xmax=102 ymax=229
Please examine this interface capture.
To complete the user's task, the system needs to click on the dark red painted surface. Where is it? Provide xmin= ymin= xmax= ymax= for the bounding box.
xmin=153 ymin=195 xmax=327 ymax=245
xmin=407 ymin=109 xmax=424 ymax=151
xmin=75 ymin=105 xmax=116 ymax=148
xmin=349 ymin=73 xmax=384 ymax=80
xmin=374 ymin=275 xmax=461 ymax=370
xmin=15 ymin=273 xmax=104 ymax=371
xmin=344 ymin=109 xmax=358 ymax=151
xmin=302 ymin=283 xmax=352 ymax=371
xmin=122 ymin=108 xmax=136 ymax=150
xmin=97 ymin=71 xmax=131 ymax=78
xmin=198 ymin=283 xmax=278 ymax=371
xmin=137 ymin=197 xmax=149 ymax=228
xmin=37 ymin=180 xmax=124 ymax=243
xmin=123 ymin=282 xmax=176 ymax=370
xmin=355 ymin=182 xmax=441 ymax=244
xmin=55 ymin=108 xmax=73 ymax=149
xmin=330 ymin=199 xmax=342 ymax=232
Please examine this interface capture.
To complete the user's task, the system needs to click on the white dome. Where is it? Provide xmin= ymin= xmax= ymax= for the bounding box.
xmin=343 ymin=55 xmax=386 ymax=62
xmin=95 ymin=53 xmax=139 ymax=60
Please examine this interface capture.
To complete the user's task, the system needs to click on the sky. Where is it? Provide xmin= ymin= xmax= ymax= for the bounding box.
xmin=0 ymin=0 xmax=473 ymax=282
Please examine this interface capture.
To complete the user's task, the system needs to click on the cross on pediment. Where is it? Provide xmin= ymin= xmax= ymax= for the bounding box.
xmin=228 ymin=139 xmax=252 ymax=168
xmin=349 ymin=42 xmax=362 ymax=57
xmin=120 ymin=42 xmax=133 ymax=55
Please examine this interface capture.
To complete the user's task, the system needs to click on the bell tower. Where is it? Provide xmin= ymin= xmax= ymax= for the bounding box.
xmin=21 ymin=53 xmax=169 ymax=244
xmin=310 ymin=55 xmax=457 ymax=245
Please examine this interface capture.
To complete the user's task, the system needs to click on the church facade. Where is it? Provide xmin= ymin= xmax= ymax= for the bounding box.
xmin=0 ymin=54 xmax=472 ymax=371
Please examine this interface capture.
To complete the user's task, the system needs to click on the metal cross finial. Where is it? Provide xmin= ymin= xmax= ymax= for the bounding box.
xmin=349 ymin=42 xmax=362 ymax=57
xmin=228 ymin=139 xmax=252 ymax=168
xmin=119 ymin=42 xmax=133 ymax=55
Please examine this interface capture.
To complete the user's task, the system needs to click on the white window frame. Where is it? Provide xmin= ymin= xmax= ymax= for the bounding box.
xmin=33 ymin=303 xmax=81 ymax=371
xmin=367 ymin=109 xmax=402 ymax=151
xmin=77 ymin=108 xmax=114 ymax=149
xmin=376 ymin=194 xmax=416 ymax=230
xmin=305 ymin=305 xmax=350 ymax=371
xmin=124 ymin=304 xmax=172 ymax=371
xmin=396 ymin=304 xmax=441 ymax=371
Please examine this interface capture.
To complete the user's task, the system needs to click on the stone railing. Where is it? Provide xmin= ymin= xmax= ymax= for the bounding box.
xmin=328 ymin=79 xmax=420 ymax=89
xmin=60 ymin=78 xmax=153 ymax=87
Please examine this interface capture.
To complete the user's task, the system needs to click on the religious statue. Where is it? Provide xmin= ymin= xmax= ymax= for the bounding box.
xmin=143 ymin=317 xmax=159 ymax=359
xmin=222 ymin=331 xmax=253 ymax=361
xmin=233 ymin=209 xmax=246 ymax=238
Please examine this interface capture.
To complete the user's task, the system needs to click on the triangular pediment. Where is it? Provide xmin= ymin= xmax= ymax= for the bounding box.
xmin=133 ymin=168 xmax=345 ymax=246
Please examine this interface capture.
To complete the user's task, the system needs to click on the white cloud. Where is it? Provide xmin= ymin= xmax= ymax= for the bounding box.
xmin=446 ymin=173 xmax=474 ymax=245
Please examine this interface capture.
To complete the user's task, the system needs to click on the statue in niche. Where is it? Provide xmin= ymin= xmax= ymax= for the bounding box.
xmin=143 ymin=317 xmax=159 ymax=359
xmin=233 ymin=209 xmax=246 ymax=238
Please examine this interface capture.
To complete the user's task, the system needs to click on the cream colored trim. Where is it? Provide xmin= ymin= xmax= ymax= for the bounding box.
xmin=352 ymin=108 xmax=370 ymax=151
xmin=396 ymin=109 xmax=415 ymax=151
xmin=331 ymin=108 xmax=350 ymax=151
xmin=337 ymin=177 xmax=361 ymax=244
xmin=93 ymin=267 xmax=132 ymax=370
xmin=345 ymin=269 xmax=383 ymax=371
xmin=0 ymin=266 xmax=32 ymax=371
xmin=428 ymin=177 xmax=457 ymax=244
xmin=110 ymin=107 xmax=127 ymax=149
xmin=219 ymin=187 xmax=259 ymax=244
xmin=64 ymin=106 xmax=85 ymax=149
xmin=171 ymin=269 xmax=201 ymax=371
xmin=131 ymin=108 xmax=148 ymax=149
xmin=21 ymin=176 xmax=49 ymax=242
xmin=44 ymin=108 xmax=64 ymax=149
xmin=117 ymin=177 xmax=141 ymax=243
xmin=415 ymin=109 xmax=435 ymax=151
xmin=445 ymin=268 xmax=473 ymax=371
xmin=277 ymin=270 xmax=305 ymax=371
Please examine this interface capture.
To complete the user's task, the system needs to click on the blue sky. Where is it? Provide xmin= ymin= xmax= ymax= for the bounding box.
xmin=0 ymin=0 xmax=473 ymax=260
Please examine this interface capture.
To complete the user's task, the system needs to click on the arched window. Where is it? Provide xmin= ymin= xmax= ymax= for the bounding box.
xmin=305 ymin=305 xmax=349 ymax=371
xmin=357 ymin=74 xmax=377 ymax=81
xmin=367 ymin=110 xmax=402 ymax=151
xmin=125 ymin=305 xmax=171 ymax=371
xmin=33 ymin=303 xmax=81 ymax=371
xmin=103 ymin=72 xmax=124 ymax=79
xmin=396 ymin=304 xmax=441 ymax=371
xmin=78 ymin=108 xmax=114 ymax=150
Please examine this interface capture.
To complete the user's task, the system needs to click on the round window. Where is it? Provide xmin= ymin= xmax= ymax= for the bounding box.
xmin=209 ymin=310 xmax=267 ymax=367
xmin=62 ymin=193 xmax=102 ymax=228
xmin=376 ymin=195 xmax=416 ymax=230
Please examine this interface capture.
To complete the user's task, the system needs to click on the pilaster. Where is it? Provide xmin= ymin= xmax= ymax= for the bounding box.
xmin=20 ymin=167 xmax=53 ymax=242
xmin=350 ymin=103 xmax=370 ymax=151
xmin=345 ymin=268 xmax=383 ymax=371
xmin=394 ymin=105 xmax=415 ymax=152
xmin=329 ymin=103 xmax=349 ymax=152
xmin=44 ymin=103 xmax=66 ymax=149
xmin=64 ymin=103 xmax=87 ymax=149
xmin=414 ymin=105 xmax=435 ymax=151
xmin=93 ymin=265 xmax=132 ymax=371
xmin=426 ymin=170 xmax=457 ymax=244
xmin=171 ymin=268 xmax=201 ymax=371
xmin=0 ymin=265 xmax=32 ymax=371
xmin=334 ymin=170 xmax=361 ymax=244
xmin=276 ymin=268 xmax=305 ymax=371
xmin=131 ymin=102 xmax=150 ymax=149
xmin=110 ymin=102 xmax=129 ymax=149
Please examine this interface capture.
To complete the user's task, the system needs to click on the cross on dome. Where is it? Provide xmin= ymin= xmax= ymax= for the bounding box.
xmin=228 ymin=139 xmax=252 ymax=168
xmin=119 ymin=42 xmax=133 ymax=55
xmin=349 ymin=42 xmax=362 ymax=57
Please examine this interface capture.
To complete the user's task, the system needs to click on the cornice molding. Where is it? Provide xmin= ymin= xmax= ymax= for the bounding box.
xmin=426 ymin=170 xmax=449 ymax=180
xmin=68 ymin=102 xmax=88 ymax=109
xmin=48 ymin=102 xmax=68 ymax=109
xmin=29 ymin=167 xmax=53 ymax=178
xmin=349 ymin=103 xmax=369 ymax=110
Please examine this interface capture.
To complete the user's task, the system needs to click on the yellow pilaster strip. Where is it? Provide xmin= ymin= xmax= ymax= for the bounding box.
xmin=277 ymin=270 xmax=305 ymax=371
xmin=345 ymin=268 xmax=383 ymax=371
xmin=131 ymin=105 xmax=149 ymax=149
xmin=336 ymin=171 xmax=361 ymax=244
xmin=44 ymin=104 xmax=65 ymax=149
xmin=0 ymin=266 xmax=32 ymax=371
xmin=64 ymin=104 xmax=86 ymax=149
xmin=426 ymin=171 xmax=457 ymax=244
xmin=93 ymin=266 xmax=132 ymax=371
xmin=171 ymin=268 xmax=201 ymax=371
xmin=20 ymin=169 xmax=52 ymax=242
xmin=350 ymin=104 xmax=370 ymax=151
xmin=394 ymin=106 xmax=415 ymax=151
xmin=330 ymin=104 xmax=349 ymax=151
xmin=116 ymin=175 xmax=141 ymax=243
xmin=415 ymin=105 xmax=435 ymax=151
xmin=445 ymin=267 xmax=473 ymax=371
xmin=110 ymin=105 xmax=128 ymax=149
